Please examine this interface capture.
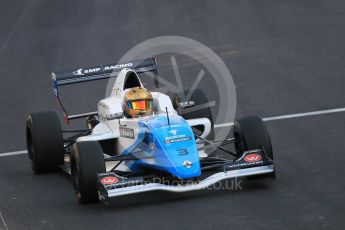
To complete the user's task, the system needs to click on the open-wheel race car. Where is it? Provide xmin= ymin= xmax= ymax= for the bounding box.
xmin=26 ymin=58 xmax=275 ymax=204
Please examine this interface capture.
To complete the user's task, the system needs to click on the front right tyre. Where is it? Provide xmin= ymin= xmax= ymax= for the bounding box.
xmin=71 ymin=141 xmax=106 ymax=204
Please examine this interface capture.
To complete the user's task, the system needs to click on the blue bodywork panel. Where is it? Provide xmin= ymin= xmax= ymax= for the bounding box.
xmin=124 ymin=114 xmax=201 ymax=179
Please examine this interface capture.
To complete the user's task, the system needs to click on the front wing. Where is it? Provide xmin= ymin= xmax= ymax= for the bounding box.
xmin=97 ymin=149 xmax=274 ymax=202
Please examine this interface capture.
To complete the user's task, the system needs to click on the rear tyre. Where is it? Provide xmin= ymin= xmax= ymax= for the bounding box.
xmin=233 ymin=115 xmax=275 ymax=179
xmin=172 ymin=89 xmax=215 ymax=140
xmin=26 ymin=111 xmax=64 ymax=174
xmin=71 ymin=141 xmax=106 ymax=204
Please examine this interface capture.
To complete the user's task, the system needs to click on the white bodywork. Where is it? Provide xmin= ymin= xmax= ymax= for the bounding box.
xmin=76 ymin=69 xmax=211 ymax=162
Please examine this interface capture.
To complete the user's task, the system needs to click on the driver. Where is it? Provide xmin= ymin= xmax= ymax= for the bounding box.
xmin=123 ymin=87 xmax=154 ymax=117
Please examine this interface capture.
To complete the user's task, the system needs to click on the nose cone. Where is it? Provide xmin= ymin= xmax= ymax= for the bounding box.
xmin=168 ymin=157 xmax=201 ymax=179
xmin=153 ymin=145 xmax=201 ymax=179
xmin=146 ymin=115 xmax=201 ymax=179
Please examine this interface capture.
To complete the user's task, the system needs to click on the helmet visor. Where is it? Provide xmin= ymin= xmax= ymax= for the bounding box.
xmin=127 ymin=100 xmax=153 ymax=110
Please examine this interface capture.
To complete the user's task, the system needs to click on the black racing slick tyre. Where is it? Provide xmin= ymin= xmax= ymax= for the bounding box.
xmin=233 ymin=115 xmax=273 ymax=159
xmin=233 ymin=115 xmax=275 ymax=179
xmin=172 ymin=89 xmax=215 ymax=140
xmin=26 ymin=111 xmax=64 ymax=174
xmin=71 ymin=141 xmax=106 ymax=204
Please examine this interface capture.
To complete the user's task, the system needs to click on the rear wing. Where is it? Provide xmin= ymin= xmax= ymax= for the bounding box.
xmin=52 ymin=58 xmax=158 ymax=124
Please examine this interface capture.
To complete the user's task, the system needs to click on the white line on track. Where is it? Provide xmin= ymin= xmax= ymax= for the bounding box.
xmin=1 ymin=107 xmax=345 ymax=158
xmin=0 ymin=150 xmax=27 ymax=158
xmin=214 ymin=107 xmax=345 ymax=128
xmin=0 ymin=212 xmax=9 ymax=230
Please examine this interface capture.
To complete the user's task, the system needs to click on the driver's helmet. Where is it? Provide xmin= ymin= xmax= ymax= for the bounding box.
xmin=123 ymin=87 xmax=154 ymax=117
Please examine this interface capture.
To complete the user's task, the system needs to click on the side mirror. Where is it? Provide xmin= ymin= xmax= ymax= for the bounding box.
xmin=172 ymin=95 xmax=195 ymax=115
xmin=178 ymin=101 xmax=195 ymax=108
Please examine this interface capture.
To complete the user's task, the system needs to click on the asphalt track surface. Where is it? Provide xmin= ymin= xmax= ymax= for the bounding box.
xmin=1 ymin=0 xmax=345 ymax=229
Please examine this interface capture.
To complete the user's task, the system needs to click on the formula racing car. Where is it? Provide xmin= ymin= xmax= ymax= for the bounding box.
xmin=26 ymin=58 xmax=275 ymax=204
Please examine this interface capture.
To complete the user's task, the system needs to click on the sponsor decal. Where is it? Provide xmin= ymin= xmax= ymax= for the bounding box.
xmin=165 ymin=134 xmax=191 ymax=144
xmin=104 ymin=63 xmax=133 ymax=71
xmin=73 ymin=68 xmax=84 ymax=76
xmin=101 ymin=176 xmax=145 ymax=189
xmin=169 ymin=129 xmax=178 ymax=135
xmin=99 ymin=112 xmax=123 ymax=121
xmin=165 ymin=136 xmax=191 ymax=144
xmin=111 ymin=178 xmax=144 ymax=189
xmin=101 ymin=176 xmax=119 ymax=185
xmin=107 ymin=112 xmax=124 ymax=120
xmin=227 ymin=160 xmax=263 ymax=169
xmin=120 ymin=127 xmax=135 ymax=139
xmin=72 ymin=67 xmax=102 ymax=76
xmin=72 ymin=63 xmax=133 ymax=76
xmin=85 ymin=68 xmax=101 ymax=74
xmin=244 ymin=154 xmax=262 ymax=163
xmin=183 ymin=160 xmax=193 ymax=168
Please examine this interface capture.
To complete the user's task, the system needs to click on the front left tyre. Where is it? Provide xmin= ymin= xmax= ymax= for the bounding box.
xmin=233 ymin=115 xmax=273 ymax=159
xmin=233 ymin=115 xmax=275 ymax=179
xmin=26 ymin=111 xmax=65 ymax=174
